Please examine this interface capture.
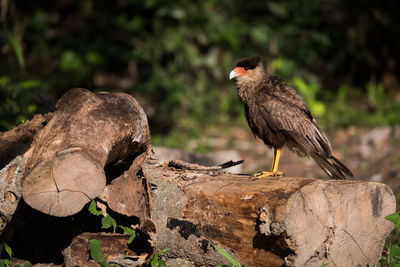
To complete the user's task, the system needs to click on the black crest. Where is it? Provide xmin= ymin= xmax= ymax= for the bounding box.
xmin=235 ymin=55 xmax=262 ymax=69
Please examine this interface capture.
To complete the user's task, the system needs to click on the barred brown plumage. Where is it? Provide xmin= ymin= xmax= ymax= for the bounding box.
xmin=229 ymin=55 xmax=353 ymax=179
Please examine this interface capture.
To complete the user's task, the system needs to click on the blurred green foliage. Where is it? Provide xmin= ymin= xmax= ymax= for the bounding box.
xmin=1 ymin=0 xmax=400 ymax=148
xmin=380 ymin=193 xmax=400 ymax=266
xmin=0 ymin=77 xmax=47 ymax=129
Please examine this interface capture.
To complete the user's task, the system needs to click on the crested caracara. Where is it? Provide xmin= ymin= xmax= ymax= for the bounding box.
xmin=229 ymin=55 xmax=353 ymax=180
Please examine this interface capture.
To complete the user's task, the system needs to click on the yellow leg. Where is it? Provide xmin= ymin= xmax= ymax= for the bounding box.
xmin=254 ymin=148 xmax=284 ymax=178
xmin=272 ymin=148 xmax=281 ymax=172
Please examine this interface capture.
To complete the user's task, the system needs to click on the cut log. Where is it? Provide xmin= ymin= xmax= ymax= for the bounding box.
xmin=143 ymin=161 xmax=396 ymax=267
xmin=21 ymin=88 xmax=150 ymax=217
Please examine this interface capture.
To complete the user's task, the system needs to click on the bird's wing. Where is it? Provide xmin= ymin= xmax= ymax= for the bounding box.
xmin=267 ymin=77 xmax=313 ymax=119
xmin=258 ymin=93 xmax=332 ymax=157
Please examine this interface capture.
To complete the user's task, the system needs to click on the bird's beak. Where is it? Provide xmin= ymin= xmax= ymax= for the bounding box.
xmin=229 ymin=70 xmax=238 ymax=80
xmin=229 ymin=67 xmax=246 ymax=80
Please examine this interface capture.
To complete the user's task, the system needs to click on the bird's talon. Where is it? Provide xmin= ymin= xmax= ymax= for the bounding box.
xmin=253 ymin=171 xmax=284 ymax=179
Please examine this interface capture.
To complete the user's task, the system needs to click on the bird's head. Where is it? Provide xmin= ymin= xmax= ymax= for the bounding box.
xmin=229 ymin=55 xmax=264 ymax=85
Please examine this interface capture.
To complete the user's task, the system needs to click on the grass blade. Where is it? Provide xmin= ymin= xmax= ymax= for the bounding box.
xmin=211 ymin=243 xmax=241 ymax=267
xmin=1 ymin=21 xmax=24 ymax=69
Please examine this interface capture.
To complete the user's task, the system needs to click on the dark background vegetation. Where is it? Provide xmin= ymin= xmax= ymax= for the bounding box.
xmin=1 ymin=0 xmax=400 ymax=264
xmin=1 ymin=0 xmax=400 ymax=146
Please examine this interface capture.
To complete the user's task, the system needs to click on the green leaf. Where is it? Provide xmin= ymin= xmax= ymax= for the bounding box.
xmin=3 ymin=243 xmax=12 ymax=259
xmin=101 ymin=215 xmax=117 ymax=231
xmin=158 ymin=248 xmax=171 ymax=255
xmin=119 ymin=226 xmax=136 ymax=244
xmin=320 ymin=263 xmax=329 ymax=267
xmin=23 ymin=263 xmax=34 ymax=267
xmin=0 ymin=259 xmax=13 ymax=267
xmin=89 ymin=239 xmax=104 ymax=263
xmin=150 ymin=253 xmax=158 ymax=267
xmin=88 ymin=200 xmax=103 ymax=216
xmin=158 ymin=259 xmax=166 ymax=267
xmin=385 ymin=212 xmax=400 ymax=223
xmin=390 ymin=244 xmax=400 ymax=258
xmin=211 ymin=243 xmax=242 ymax=267
xmin=385 ymin=212 xmax=400 ymax=228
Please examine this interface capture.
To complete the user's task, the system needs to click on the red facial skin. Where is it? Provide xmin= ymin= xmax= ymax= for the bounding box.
xmin=233 ymin=67 xmax=247 ymax=77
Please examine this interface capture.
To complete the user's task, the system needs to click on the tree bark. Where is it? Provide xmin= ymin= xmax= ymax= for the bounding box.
xmin=143 ymin=160 xmax=395 ymax=267
xmin=21 ymin=88 xmax=150 ymax=217
xmin=0 ymin=156 xmax=26 ymax=233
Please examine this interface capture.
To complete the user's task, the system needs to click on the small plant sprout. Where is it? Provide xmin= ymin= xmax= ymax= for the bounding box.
xmin=88 ymin=200 xmax=136 ymax=244
xmin=150 ymin=248 xmax=171 ymax=267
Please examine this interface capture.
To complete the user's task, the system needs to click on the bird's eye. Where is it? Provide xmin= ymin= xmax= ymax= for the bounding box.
xmin=244 ymin=67 xmax=249 ymax=71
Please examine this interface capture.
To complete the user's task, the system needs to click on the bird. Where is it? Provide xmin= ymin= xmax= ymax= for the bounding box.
xmin=229 ymin=55 xmax=353 ymax=180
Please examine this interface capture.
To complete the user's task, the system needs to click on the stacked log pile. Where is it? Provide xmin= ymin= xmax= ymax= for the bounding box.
xmin=0 ymin=88 xmax=395 ymax=267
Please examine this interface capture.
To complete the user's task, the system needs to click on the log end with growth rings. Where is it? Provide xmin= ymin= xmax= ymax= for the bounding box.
xmin=22 ymin=151 xmax=106 ymax=217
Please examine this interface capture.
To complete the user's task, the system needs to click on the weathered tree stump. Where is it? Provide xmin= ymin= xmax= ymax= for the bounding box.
xmin=21 ymin=88 xmax=150 ymax=217
xmin=143 ymin=161 xmax=396 ymax=267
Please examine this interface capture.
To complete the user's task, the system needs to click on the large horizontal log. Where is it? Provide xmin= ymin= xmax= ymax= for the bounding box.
xmin=144 ymin=161 xmax=395 ymax=267
xmin=21 ymin=88 xmax=150 ymax=217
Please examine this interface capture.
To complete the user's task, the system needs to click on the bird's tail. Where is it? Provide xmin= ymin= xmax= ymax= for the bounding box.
xmin=311 ymin=154 xmax=353 ymax=180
